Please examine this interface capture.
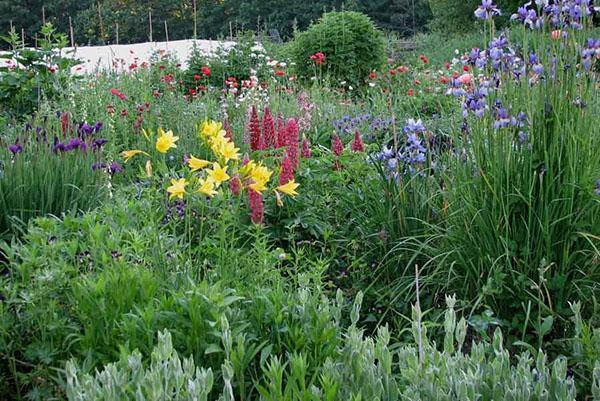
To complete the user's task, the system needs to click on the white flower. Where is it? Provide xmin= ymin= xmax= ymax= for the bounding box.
xmin=348 ymin=86 xmax=353 ymax=91
xmin=368 ymin=82 xmax=375 ymax=87
xmin=279 ymin=62 xmax=287 ymax=67
xmin=340 ymin=81 xmax=346 ymax=85
xmin=454 ymin=49 xmax=460 ymax=55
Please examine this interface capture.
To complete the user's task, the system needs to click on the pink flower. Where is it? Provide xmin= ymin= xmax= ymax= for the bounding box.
xmin=262 ymin=107 xmax=276 ymax=149
xmin=248 ymin=189 xmax=264 ymax=224
xmin=300 ymin=137 xmax=312 ymax=158
xmin=458 ymin=73 xmax=473 ymax=85
xmin=332 ymin=133 xmax=344 ymax=156
xmin=351 ymin=131 xmax=364 ymax=152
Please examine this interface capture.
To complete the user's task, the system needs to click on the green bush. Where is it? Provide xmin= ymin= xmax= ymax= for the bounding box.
xmin=290 ymin=11 xmax=386 ymax=88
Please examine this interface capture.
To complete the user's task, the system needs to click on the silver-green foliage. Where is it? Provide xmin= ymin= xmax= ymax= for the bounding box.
xmin=67 ymin=293 xmax=578 ymax=401
xmin=66 ymin=330 xmax=214 ymax=401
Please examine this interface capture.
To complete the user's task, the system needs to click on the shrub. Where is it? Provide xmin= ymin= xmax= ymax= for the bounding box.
xmin=290 ymin=11 xmax=386 ymax=88
xmin=0 ymin=24 xmax=80 ymax=118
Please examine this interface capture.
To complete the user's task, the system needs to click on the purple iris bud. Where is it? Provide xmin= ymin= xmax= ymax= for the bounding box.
xmin=55 ymin=111 xmax=62 ymax=118
xmin=24 ymin=123 xmax=32 ymax=132
xmin=518 ymin=131 xmax=529 ymax=144
xmin=595 ymin=179 xmax=600 ymax=196
xmin=35 ymin=127 xmax=43 ymax=135
xmin=108 ymin=162 xmax=123 ymax=176
xmin=93 ymin=122 xmax=104 ymax=133
xmin=8 ymin=143 xmax=23 ymax=155
xmin=91 ymin=162 xmax=107 ymax=171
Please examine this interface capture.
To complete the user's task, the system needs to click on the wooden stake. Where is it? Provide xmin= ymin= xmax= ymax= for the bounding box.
xmin=164 ymin=20 xmax=169 ymax=43
xmin=34 ymin=33 xmax=38 ymax=48
xmin=21 ymin=28 xmax=25 ymax=48
xmin=229 ymin=21 xmax=233 ymax=41
xmin=42 ymin=6 xmax=46 ymax=25
xmin=193 ymin=0 xmax=197 ymax=39
xmin=98 ymin=3 xmax=106 ymax=43
xmin=9 ymin=20 xmax=13 ymax=31
xmin=115 ymin=23 xmax=119 ymax=45
xmin=69 ymin=16 xmax=75 ymax=47
xmin=149 ymin=11 xmax=153 ymax=42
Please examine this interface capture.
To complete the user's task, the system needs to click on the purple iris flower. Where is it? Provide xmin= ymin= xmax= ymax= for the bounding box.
xmin=108 ymin=162 xmax=123 ymax=176
xmin=93 ymin=122 xmax=104 ymax=132
xmin=8 ymin=143 xmax=23 ymax=155
xmin=403 ymin=118 xmax=426 ymax=134
xmin=475 ymin=0 xmax=501 ymax=19
xmin=595 ymin=179 xmax=600 ymax=196
xmin=67 ymin=137 xmax=85 ymax=151
xmin=79 ymin=123 xmax=94 ymax=136
xmin=92 ymin=138 xmax=108 ymax=150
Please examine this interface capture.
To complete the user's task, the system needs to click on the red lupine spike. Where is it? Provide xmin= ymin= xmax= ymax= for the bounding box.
xmin=285 ymin=118 xmax=299 ymax=169
xmin=229 ymin=174 xmax=242 ymax=196
xmin=276 ymin=113 xmax=286 ymax=148
xmin=248 ymin=188 xmax=264 ymax=225
xmin=300 ymin=137 xmax=312 ymax=158
xmin=249 ymin=106 xmax=261 ymax=151
xmin=332 ymin=133 xmax=344 ymax=156
xmin=223 ymin=118 xmax=234 ymax=141
xmin=351 ymin=130 xmax=365 ymax=152
xmin=262 ymin=107 xmax=276 ymax=149
xmin=279 ymin=152 xmax=295 ymax=185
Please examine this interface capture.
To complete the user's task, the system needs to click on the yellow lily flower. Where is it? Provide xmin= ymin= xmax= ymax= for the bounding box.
xmin=206 ymin=162 xmax=230 ymax=186
xmin=249 ymin=179 xmax=268 ymax=193
xmin=188 ymin=155 xmax=211 ymax=172
xmin=276 ymin=180 xmax=299 ymax=197
xmin=250 ymin=163 xmax=273 ymax=185
xmin=121 ymin=149 xmax=149 ymax=162
xmin=156 ymin=128 xmax=179 ymax=153
xmin=217 ymin=140 xmax=240 ymax=163
xmin=200 ymin=120 xmax=224 ymax=140
xmin=196 ymin=177 xmax=218 ymax=197
xmin=167 ymin=178 xmax=187 ymax=200
xmin=239 ymin=160 xmax=257 ymax=178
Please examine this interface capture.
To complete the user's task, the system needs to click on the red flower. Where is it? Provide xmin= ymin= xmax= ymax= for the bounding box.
xmin=249 ymin=106 xmax=262 ymax=151
xmin=193 ymin=74 xmax=201 ymax=81
xmin=300 ymin=137 xmax=312 ymax=158
xmin=389 ymin=68 xmax=397 ymax=75
xmin=444 ymin=61 xmax=451 ymax=70
xmin=262 ymin=107 xmax=276 ymax=149
xmin=248 ymin=189 xmax=264 ymax=224
xmin=274 ymin=69 xmax=285 ymax=76
xmin=120 ymin=109 xmax=128 ymax=116
xmin=285 ymin=118 xmax=299 ymax=169
xmin=60 ymin=112 xmax=70 ymax=135
xmin=397 ymin=65 xmax=409 ymax=73
xmin=188 ymin=88 xmax=197 ymax=95
xmin=351 ymin=130 xmax=364 ymax=152
xmin=463 ymin=65 xmax=470 ymax=72
xmin=276 ymin=113 xmax=286 ymax=148
xmin=414 ymin=79 xmax=421 ymax=85
xmin=129 ymin=63 xmax=137 ymax=70
xmin=201 ymin=65 xmax=211 ymax=76
xmin=159 ymin=65 xmax=166 ymax=70
xmin=279 ymin=152 xmax=295 ymax=185
xmin=332 ymin=134 xmax=344 ymax=156
xmin=310 ymin=52 xmax=325 ymax=65
xmin=419 ymin=54 xmax=429 ymax=64
xmin=406 ymin=88 xmax=415 ymax=96
xmin=369 ymin=72 xmax=377 ymax=79
xmin=110 ymin=88 xmax=127 ymax=100
xmin=440 ymin=76 xmax=450 ymax=84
